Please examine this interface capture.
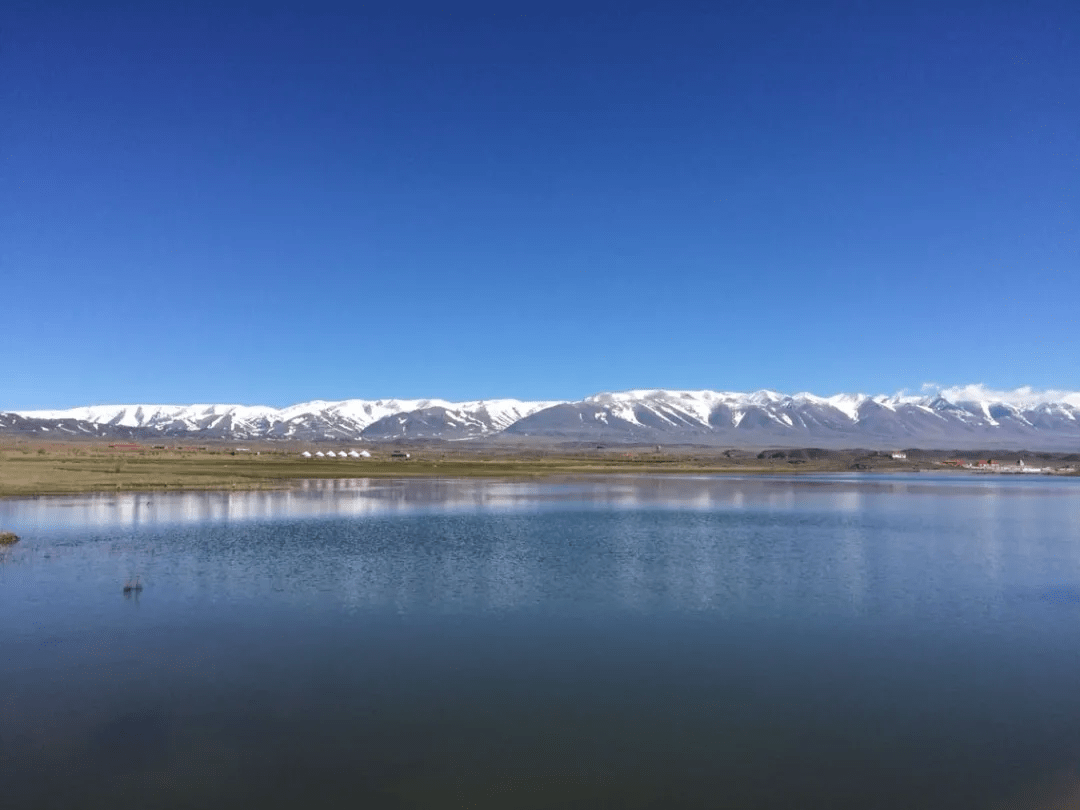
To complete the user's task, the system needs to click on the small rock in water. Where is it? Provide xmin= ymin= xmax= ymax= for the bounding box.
xmin=0 ymin=531 xmax=20 ymax=546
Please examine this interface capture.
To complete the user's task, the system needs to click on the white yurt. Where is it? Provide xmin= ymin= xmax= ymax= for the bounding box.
xmin=301 ymin=451 xmax=312 ymax=458
xmin=348 ymin=450 xmax=361 ymax=458
xmin=315 ymin=451 xmax=325 ymax=457
xmin=359 ymin=450 xmax=371 ymax=458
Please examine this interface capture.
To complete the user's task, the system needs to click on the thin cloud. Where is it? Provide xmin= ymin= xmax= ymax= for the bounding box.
xmin=919 ymin=383 xmax=1080 ymax=407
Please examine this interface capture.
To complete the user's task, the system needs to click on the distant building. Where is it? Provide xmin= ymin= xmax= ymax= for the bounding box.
xmin=891 ymin=452 xmax=907 ymax=460
xmin=300 ymin=451 xmax=312 ymax=458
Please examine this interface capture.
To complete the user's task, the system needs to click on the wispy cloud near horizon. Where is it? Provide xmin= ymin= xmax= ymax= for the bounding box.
xmin=919 ymin=383 xmax=1080 ymax=407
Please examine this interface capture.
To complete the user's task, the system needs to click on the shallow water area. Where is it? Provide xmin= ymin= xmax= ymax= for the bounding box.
xmin=2 ymin=474 xmax=1080 ymax=809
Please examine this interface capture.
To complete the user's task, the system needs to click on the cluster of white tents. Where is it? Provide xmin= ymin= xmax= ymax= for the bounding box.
xmin=300 ymin=450 xmax=372 ymax=458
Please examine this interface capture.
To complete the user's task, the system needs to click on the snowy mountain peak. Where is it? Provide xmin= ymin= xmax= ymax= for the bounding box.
xmin=8 ymin=387 xmax=1080 ymax=449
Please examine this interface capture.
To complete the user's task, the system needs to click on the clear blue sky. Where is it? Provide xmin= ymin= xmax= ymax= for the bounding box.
xmin=3 ymin=0 xmax=1077 ymax=409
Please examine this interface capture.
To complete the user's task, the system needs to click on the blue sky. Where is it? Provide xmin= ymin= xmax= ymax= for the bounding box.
xmin=3 ymin=0 xmax=1077 ymax=409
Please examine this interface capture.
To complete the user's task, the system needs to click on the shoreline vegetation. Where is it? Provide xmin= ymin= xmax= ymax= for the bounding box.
xmin=0 ymin=439 xmax=1076 ymax=498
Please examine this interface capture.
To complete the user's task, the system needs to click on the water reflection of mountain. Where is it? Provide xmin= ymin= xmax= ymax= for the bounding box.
xmin=2 ymin=474 xmax=1074 ymax=532
xmin=3 ymin=476 xmax=1078 ymax=620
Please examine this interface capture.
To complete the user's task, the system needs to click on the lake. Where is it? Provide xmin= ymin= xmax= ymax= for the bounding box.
xmin=2 ymin=474 xmax=1080 ymax=809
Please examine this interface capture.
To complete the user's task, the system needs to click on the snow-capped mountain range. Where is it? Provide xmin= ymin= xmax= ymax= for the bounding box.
xmin=5 ymin=386 xmax=1080 ymax=449
xmin=5 ymin=399 xmax=557 ymax=442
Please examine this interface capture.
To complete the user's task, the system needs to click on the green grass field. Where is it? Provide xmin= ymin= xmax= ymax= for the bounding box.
xmin=0 ymin=442 xmax=887 ymax=497
xmin=1 ymin=440 xmax=1070 ymax=498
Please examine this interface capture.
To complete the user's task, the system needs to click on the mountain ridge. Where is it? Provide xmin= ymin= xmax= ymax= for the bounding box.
xmin=6 ymin=387 xmax=1080 ymax=450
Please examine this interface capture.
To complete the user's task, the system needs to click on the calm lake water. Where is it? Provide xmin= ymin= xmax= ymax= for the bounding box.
xmin=2 ymin=474 xmax=1080 ymax=809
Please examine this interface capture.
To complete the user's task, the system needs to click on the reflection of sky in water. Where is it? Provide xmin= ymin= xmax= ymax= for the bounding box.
xmin=3 ymin=473 xmax=1077 ymax=533
xmin=3 ymin=475 xmax=1079 ymax=626
xmin=3 ymin=475 xmax=1080 ymax=809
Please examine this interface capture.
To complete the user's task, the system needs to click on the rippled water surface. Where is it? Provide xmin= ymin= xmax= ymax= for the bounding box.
xmin=3 ymin=475 xmax=1080 ymax=809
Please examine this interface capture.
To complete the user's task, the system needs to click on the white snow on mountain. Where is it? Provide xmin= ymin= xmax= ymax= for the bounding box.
xmin=585 ymin=389 xmax=781 ymax=428
xmin=17 ymin=397 xmax=561 ymax=439
xmin=19 ymin=403 xmax=278 ymax=427
xmin=9 ymin=387 xmax=1080 ymax=448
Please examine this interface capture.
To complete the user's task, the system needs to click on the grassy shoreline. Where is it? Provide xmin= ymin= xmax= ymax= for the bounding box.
xmin=0 ymin=451 xmax=782 ymax=497
xmin=1 ymin=442 xmax=1075 ymax=498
